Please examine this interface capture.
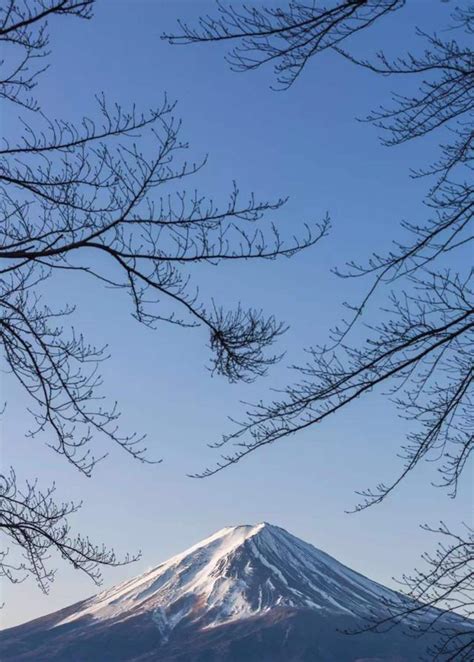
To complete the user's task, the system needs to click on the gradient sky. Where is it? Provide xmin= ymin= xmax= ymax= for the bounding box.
xmin=1 ymin=0 xmax=472 ymax=628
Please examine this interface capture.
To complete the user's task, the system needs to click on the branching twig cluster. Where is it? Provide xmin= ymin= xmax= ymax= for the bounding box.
xmin=0 ymin=469 xmax=138 ymax=592
xmin=356 ymin=522 xmax=473 ymax=661
xmin=164 ymin=0 xmax=403 ymax=90
xmin=0 ymin=1 xmax=324 ymax=590
xmin=176 ymin=3 xmax=473 ymax=657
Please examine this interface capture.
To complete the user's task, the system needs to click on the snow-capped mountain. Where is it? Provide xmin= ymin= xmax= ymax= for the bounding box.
xmin=0 ymin=523 xmax=460 ymax=661
xmin=49 ymin=523 xmax=401 ymax=632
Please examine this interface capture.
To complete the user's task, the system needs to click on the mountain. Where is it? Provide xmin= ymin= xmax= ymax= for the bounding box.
xmin=0 ymin=523 xmax=459 ymax=661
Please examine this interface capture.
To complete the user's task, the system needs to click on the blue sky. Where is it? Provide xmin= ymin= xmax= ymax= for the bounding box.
xmin=1 ymin=0 xmax=472 ymax=627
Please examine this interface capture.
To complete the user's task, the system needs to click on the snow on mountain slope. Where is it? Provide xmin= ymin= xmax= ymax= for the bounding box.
xmin=53 ymin=522 xmax=405 ymax=636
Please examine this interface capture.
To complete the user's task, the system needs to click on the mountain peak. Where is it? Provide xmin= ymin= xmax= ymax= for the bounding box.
xmin=200 ymin=521 xmax=268 ymax=542
xmin=200 ymin=521 xmax=282 ymax=544
xmin=207 ymin=521 xmax=304 ymax=549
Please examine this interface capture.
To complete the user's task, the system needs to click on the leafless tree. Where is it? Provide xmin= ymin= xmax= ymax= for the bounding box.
xmin=0 ymin=1 xmax=325 ymax=591
xmin=184 ymin=0 xmax=473 ymax=518
xmin=164 ymin=0 xmax=404 ymax=89
xmin=0 ymin=469 xmax=139 ymax=592
xmin=169 ymin=2 xmax=473 ymax=656
xmin=358 ymin=522 xmax=473 ymax=661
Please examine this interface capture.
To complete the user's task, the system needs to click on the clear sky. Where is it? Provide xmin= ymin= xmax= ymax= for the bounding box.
xmin=1 ymin=0 xmax=472 ymax=628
